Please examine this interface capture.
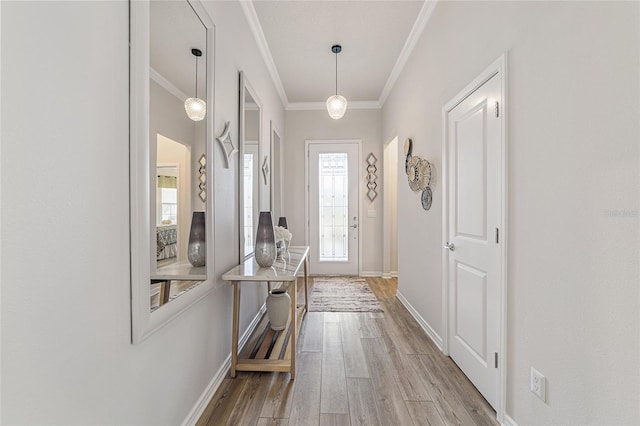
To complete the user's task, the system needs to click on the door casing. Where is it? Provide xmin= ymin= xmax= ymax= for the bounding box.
xmin=441 ymin=54 xmax=508 ymax=423
xmin=305 ymin=139 xmax=362 ymax=276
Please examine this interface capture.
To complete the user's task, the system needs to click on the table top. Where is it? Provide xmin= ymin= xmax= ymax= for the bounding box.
xmin=152 ymin=261 xmax=206 ymax=281
xmin=222 ymin=246 xmax=309 ymax=282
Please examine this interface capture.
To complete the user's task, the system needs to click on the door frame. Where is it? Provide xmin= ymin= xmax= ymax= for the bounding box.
xmin=441 ymin=54 xmax=508 ymax=422
xmin=382 ymin=136 xmax=398 ymax=279
xmin=304 ymin=139 xmax=362 ymax=276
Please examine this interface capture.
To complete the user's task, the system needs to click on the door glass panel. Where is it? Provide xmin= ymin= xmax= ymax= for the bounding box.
xmin=318 ymin=153 xmax=348 ymax=261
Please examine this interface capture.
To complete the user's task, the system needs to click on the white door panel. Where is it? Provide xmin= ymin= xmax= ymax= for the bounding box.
xmin=308 ymin=142 xmax=359 ymax=275
xmin=446 ymin=73 xmax=502 ymax=409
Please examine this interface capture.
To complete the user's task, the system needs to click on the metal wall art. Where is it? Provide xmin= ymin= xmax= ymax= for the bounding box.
xmin=404 ymin=137 xmax=433 ymax=211
xmin=216 ymin=121 xmax=237 ymax=169
xmin=366 ymin=152 xmax=378 ymax=201
xmin=262 ymin=155 xmax=269 ymax=185
xmin=198 ymin=154 xmax=206 ymax=202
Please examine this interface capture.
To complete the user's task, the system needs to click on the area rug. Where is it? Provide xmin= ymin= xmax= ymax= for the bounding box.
xmin=308 ymin=277 xmax=384 ymax=313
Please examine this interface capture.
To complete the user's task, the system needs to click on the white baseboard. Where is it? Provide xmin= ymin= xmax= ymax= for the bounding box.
xmin=381 ymin=272 xmax=391 ymax=279
xmin=395 ymin=291 xmax=443 ymax=350
xmin=181 ymin=304 xmax=267 ymax=426
xmin=360 ymin=271 xmax=382 ymax=277
xmin=501 ymin=413 xmax=518 ymax=426
xmin=390 ymin=270 xmax=398 ymax=278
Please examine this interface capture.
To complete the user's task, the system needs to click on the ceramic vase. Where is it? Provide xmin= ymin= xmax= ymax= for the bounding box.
xmin=255 ymin=211 xmax=276 ymax=267
xmin=266 ymin=288 xmax=291 ymax=331
xmin=277 ymin=217 xmax=288 ymax=229
xmin=188 ymin=211 xmax=206 ymax=267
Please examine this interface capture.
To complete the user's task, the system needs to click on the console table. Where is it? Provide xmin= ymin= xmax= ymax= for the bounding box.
xmin=151 ymin=262 xmax=206 ymax=306
xmin=222 ymin=246 xmax=309 ymax=379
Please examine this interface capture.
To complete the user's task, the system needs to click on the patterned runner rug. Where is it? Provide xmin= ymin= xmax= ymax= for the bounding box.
xmin=308 ymin=276 xmax=384 ymax=312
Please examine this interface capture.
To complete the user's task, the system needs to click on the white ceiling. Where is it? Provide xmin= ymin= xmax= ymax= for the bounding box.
xmin=151 ymin=0 xmax=207 ymax=98
xmin=251 ymin=0 xmax=429 ymax=107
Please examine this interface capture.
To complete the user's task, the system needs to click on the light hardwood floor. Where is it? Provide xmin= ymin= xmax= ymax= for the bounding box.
xmin=197 ymin=277 xmax=497 ymax=426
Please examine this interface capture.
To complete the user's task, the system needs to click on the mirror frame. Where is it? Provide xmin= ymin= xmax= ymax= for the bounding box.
xmin=238 ymin=71 xmax=263 ymax=262
xmin=270 ymin=121 xmax=283 ymax=220
xmin=130 ymin=0 xmax=216 ymax=344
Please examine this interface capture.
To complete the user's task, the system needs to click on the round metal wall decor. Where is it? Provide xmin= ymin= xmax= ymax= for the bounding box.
xmin=407 ymin=156 xmax=432 ymax=192
xmin=421 ymin=187 xmax=433 ymax=211
xmin=403 ymin=138 xmax=413 ymax=156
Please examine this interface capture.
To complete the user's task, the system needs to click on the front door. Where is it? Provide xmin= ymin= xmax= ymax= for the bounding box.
xmin=445 ymin=71 xmax=503 ymax=409
xmin=307 ymin=141 xmax=359 ymax=275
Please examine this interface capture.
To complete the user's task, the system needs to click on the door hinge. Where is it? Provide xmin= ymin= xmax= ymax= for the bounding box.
xmin=495 ymin=228 xmax=499 ymax=244
xmin=494 ymin=352 xmax=499 ymax=368
xmin=494 ymin=101 xmax=500 ymax=118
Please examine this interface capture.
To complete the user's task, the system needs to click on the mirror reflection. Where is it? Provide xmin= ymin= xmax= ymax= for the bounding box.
xmin=150 ymin=0 xmax=207 ymax=311
xmin=240 ymin=74 xmax=262 ymax=260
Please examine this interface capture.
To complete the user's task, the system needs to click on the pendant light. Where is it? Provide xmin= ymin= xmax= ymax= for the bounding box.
xmin=184 ymin=48 xmax=206 ymax=122
xmin=326 ymin=44 xmax=347 ymax=120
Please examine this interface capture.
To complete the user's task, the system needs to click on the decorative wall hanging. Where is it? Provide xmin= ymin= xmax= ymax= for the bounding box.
xmin=198 ymin=154 xmax=206 ymax=202
xmin=262 ymin=156 xmax=270 ymax=185
xmin=366 ymin=152 xmax=378 ymax=201
xmin=404 ymin=138 xmax=413 ymax=174
xmin=216 ymin=121 xmax=237 ymax=169
xmin=421 ymin=187 xmax=433 ymax=211
xmin=404 ymin=138 xmax=434 ymax=211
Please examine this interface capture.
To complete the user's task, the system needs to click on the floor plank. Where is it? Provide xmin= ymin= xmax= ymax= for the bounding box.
xmin=257 ymin=418 xmax=289 ymax=426
xmin=346 ymin=377 xmax=380 ymax=426
xmin=288 ymin=351 xmax=323 ymax=425
xmin=319 ymin=413 xmax=351 ymax=426
xmin=258 ymin=372 xmax=294 ymax=420
xmin=198 ymin=378 xmax=246 ymax=426
xmin=320 ymin=321 xmax=349 ymax=414
xmin=361 ymin=338 xmax=416 ymax=426
xmin=300 ymin=312 xmax=324 ymax=352
xmin=339 ymin=312 xmax=370 ymax=378
xmin=405 ymin=401 xmax=446 ymax=426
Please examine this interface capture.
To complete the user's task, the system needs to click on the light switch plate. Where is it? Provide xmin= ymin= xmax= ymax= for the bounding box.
xmin=530 ymin=367 xmax=546 ymax=402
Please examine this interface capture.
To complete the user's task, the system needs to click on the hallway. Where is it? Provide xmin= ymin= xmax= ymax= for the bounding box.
xmin=197 ymin=278 xmax=497 ymax=425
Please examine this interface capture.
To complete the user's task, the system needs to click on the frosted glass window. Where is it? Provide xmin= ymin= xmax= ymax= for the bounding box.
xmin=244 ymin=153 xmax=254 ymax=255
xmin=318 ymin=153 xmax=348 ymax=261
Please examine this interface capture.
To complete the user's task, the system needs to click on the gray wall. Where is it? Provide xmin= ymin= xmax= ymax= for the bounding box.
xmin=283 ymin=108 xmax=383 ymax=275
xmin=382 ymin=1 xmax=639 ymax=424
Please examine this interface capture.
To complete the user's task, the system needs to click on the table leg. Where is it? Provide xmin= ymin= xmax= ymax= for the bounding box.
xmin=160 ymin=280 xmax=171 ymax=305
xmin=304 ymin=256 xmax=309 ymax=312
xmin=289 ymin=277 xmax=297 ymax=379
xmin=231 ymin=281 xmax=240 ymax=378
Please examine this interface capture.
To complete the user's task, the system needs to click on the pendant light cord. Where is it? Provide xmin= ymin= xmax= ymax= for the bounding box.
xmin=335 ymin=51 xmax=338 ymax=96
xmin=195 ymin=56 xmax=198 ymax=98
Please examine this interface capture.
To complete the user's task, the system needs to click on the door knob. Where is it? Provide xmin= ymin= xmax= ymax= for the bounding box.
xmin=444 ymin=242 xmax=455 ymax=251
xmin=350 ymin=224 xmax=358 ymax=229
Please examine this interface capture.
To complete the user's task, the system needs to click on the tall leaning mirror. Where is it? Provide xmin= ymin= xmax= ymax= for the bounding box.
xmin=130 ymin=0 xmax=215 ymax=343
xmin=238 ymin=72 xmax=262 ymax=261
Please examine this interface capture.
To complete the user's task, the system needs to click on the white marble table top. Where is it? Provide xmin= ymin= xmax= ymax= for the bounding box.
xmin=152 ymin=261 xmax=206 ymax=281
xmin=222 ymin=246 xmax=310 ymax=282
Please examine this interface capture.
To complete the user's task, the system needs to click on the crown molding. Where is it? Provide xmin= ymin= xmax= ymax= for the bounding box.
xmin=239 ymin=0 xmax=289 ymax=108
xmin=287 ymin=100 xmax=381 ymax=111
xmin=378 ymin=0 xmax=439 ymax=106
xmin=150 ymin=67 xmax=188 ymax=102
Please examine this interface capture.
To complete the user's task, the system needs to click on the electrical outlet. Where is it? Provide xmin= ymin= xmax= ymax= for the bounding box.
xmin=530 ymin=367 xmax=546 ymax=402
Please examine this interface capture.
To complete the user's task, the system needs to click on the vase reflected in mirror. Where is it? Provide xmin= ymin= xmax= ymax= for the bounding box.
xmin=188 ymin=211 xmax=206 ymax=267
xmin=255 ymin=211 xmax=276 ymax=267
xmin=277 ymin=216 xmax=288 ymax=229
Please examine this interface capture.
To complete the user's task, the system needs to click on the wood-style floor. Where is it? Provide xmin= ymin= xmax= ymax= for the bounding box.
xmin=197 ymin=277 xmax=497 ymax=426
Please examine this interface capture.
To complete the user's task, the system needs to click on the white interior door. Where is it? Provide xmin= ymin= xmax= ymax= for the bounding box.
xmin=445 ymin=72 xmax=502 ymax=409
xmin=308 ymin=142 xmax=359 ymax=275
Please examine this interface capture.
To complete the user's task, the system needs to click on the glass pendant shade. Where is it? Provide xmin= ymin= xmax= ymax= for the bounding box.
xmin=185 ymin=97 xmax=206 ymax=122
xmin=326 ymin=94 xmax=347 ymax=120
